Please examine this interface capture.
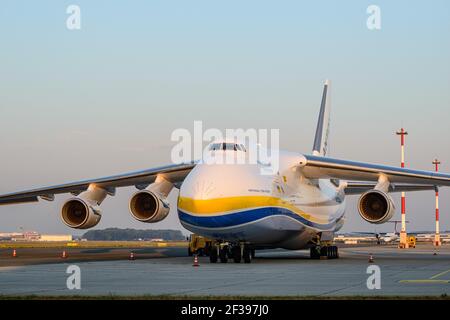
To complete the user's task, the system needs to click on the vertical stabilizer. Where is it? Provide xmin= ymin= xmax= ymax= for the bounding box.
xmin=312 ymin=80 xmax=331 ymax=156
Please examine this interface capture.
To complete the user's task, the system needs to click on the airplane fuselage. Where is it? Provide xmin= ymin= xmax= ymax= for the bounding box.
xmin=177 ymin=149 xmax=346 ymax=249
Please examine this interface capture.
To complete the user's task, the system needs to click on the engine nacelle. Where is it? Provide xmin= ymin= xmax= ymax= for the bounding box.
xmin=129 ymin=190 xmax=170 ymax=223
xmin=358 ymin=190 xmax=395 ymax=224
xmin=60 ymin=184 xmax=108 ymax=229
xmin=61 ymin=198 xmax=102 ymax=229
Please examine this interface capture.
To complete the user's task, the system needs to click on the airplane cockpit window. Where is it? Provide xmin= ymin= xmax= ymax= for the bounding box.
xmin=224 ymin=143 xmax=235 ymax=151
xmin=208 ymin=143 xmax=246 ymax=152
xmin=209 ymin=143 xmax=221 ymax=151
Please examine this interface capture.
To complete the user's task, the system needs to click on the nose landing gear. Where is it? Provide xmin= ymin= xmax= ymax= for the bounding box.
xmin=208 ymin=243 xmax=229 ymax=263
xmin=210 ymin=242 xmax=254 ymax=263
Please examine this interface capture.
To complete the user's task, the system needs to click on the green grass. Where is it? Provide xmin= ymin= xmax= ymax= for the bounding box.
xmin=0 ymin=241 xmax=188 ymax=249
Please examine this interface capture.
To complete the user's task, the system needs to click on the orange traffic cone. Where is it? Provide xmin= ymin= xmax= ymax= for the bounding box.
xmin=192 ymin=254 xmax=199 ymax=267
xmin=61 ymin=250 xmax=68 ymax=259
xmin=129 ymin=252 xmax=135 ymax=260
xmin=368 ymin=253 xmax=374 ymax=263
xmin=12 ymin=249 xmax=17 ymax=258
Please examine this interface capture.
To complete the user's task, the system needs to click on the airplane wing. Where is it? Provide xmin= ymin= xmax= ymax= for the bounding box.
xmin=302 ymin=155 xmax=450 ymax=187
xmin=344 ymin=182 xmax=436 ymax=195
xmin=0 ymin=162 xmax=196 ymax=205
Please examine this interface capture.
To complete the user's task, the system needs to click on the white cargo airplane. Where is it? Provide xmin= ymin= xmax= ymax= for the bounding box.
xmin=381 ymin=233 xmax=399 ymax=243
xmin=1 ymin=80 xmax=449 ymax=263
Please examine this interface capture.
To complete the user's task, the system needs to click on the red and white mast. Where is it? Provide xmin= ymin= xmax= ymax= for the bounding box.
xmin=432 ymin=159 xmax=441 ymax=247
xmin=396 ymin=128 xmax=409 ymax=248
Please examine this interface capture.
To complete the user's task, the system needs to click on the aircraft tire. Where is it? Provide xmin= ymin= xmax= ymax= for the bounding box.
xmin=243 ymin=247 xmax=252 ymax=263
xmin=326 ymin=246 xmax=339 ymax=259
xmin=209 ymin=248 xmax=218 ymax=263
xmin=310 ymin=247 xmax=320 ymax=259
xmin=232 ymin=246 xmax=241 ymax=263
xmin=219 ymin=247 xmax=228 ymax=263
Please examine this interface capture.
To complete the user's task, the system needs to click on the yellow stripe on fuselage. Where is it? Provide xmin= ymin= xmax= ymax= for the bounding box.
xmin=177 ymin=195 xmax=329 ymax=224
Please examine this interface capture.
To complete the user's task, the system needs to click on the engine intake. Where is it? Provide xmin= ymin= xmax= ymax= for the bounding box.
xmin=61 ymin=198 xmax=101 ymax=229
xmin=358 ymin=190 xmax=395 ymax=224
xmin=129 ymin=190 xmax=169 ymax=223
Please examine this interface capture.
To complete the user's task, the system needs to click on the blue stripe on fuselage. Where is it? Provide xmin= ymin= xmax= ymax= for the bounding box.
xmin=178 ymin=207 xmax=335 ymax=230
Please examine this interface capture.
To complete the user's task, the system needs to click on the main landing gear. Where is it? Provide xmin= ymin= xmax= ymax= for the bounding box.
xmin=309 ymin=233 xmax=339 ymax=260
xmin=209 ymin=243 xmax=254 ymax=264
xmin=310 ymin=245 xmax=339 ymax=259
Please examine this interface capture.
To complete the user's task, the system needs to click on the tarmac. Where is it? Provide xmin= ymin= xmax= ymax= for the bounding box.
xmin=0 ymin=244 xmax=449 ymax=297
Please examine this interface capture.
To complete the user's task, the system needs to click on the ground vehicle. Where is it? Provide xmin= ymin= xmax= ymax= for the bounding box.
xmin=408 ymin=236 xmax=416 ymax=248
xmin=188 ymin=234 xmax=212 ymax=256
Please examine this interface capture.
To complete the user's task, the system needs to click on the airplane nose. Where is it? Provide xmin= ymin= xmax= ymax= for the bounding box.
xmin=179 ymin=162 xmax=260 ymax=205
xmin=189 ymin=178 xmax=217 ymax=200
xmin=179 ymin=164 xmax=220 ymax=200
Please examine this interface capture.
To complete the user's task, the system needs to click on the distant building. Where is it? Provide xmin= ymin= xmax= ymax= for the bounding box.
xmin=0 ymin=233 xmax=22 ymax=241
xmin=0 ymin=231 xmax=40 ymax=241
xmin=39 ymin=234 xmax=73 ymax=242
xmin=0 ymin=232 xmax=72 ymax=242
xmin=24 ymin=231 xmax=40 ymax=241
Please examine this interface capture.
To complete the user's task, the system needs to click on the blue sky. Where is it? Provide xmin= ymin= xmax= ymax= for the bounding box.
xmin=0 ymin=1 xmax=449 ymax=234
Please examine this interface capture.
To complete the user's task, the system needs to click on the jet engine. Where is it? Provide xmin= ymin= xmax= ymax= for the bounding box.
xmin=129 ymin=176 xmax=173 ymax=223
xmin=61 ymin=198 xmax=102 ymax=229
xmin=357 ymin=190 xmax=395 ymax=224
xmin=60 ymin=184 xmax=108 ymax=229
xmin=129 ymin=190 xmax=170 ymax=223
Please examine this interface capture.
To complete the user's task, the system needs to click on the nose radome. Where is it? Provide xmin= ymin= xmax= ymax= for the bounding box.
xmin=180 ymin=163 xmax=254 ymax=200
xmin=180 ymin=165 xmax=218 ymax=200
xmin=191 ymin=179 xmax=217 ymax=200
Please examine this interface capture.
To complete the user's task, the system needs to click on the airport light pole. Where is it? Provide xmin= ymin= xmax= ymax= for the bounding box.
xmin=396 ymin=128 xmax=409 ymax=248
xmin=433 ymin=159 xmax=441 ymax=247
